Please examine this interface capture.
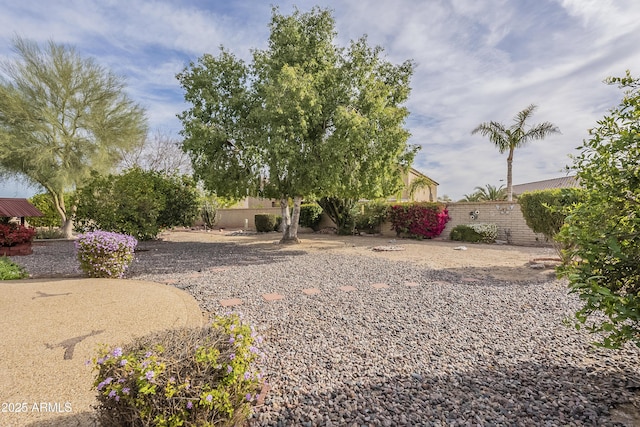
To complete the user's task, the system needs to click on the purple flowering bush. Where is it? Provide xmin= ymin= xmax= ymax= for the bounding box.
xmin=76 ymin=231 xmax=137 ymax=278
xmin=92 ymin=314 xmax=265 ymax=426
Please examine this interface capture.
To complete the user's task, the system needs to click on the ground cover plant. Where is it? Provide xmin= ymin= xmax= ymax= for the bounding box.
xmin=0 ymin=257 xmax=28 ymax=280
xmin=92 ymin=314 xmax=264 ymax=427
xmin=76 ymin=231 xmax=137 ymax=278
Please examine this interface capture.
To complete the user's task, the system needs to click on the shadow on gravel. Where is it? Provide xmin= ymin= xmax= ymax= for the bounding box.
xmin=17 ymin=240 xmax=307 ymax=279
xmin=255 ymin=361 xmax=640 ymax=426
xmin=128 ymin=240 xmax=307 ymax=275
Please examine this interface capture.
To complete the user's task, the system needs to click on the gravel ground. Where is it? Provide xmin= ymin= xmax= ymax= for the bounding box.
xmin=15 ymin=238 xmax=640 ymax=426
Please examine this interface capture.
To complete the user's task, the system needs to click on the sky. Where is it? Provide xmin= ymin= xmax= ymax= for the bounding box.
xmin=1 ymin=0 xmax=639 ymax=200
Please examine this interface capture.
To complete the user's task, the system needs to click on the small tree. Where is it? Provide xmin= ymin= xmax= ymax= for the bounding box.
xmin=558 ymin=71 xmax=640 ymax=348
xmin=472 ymin=105 xmax=560 ymax=201
xmin=178 ymin=7 xmax=416 ymax=244
xmin=0 ymin=37 xmax=147 ymax=237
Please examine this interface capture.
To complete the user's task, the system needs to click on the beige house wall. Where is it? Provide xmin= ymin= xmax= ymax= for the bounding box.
xmin=388 ymin=168 xmax=438 ymax=202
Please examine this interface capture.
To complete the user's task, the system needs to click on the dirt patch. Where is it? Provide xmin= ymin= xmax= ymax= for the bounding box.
xmin=160 ymin=230 xmax=559 ymax=282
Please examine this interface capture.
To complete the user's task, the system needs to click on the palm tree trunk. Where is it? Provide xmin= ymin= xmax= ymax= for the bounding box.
xmin=506 ymin=148 xmax=514 ymax=201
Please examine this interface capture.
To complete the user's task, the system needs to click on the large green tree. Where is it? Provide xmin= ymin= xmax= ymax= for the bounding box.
xmin=177 ymin=7 xmax=417 ymax=243
xmin=0 ymin=37 xmax=147 ymax=237
xmin=472 ymin=105 xmax=560 ymax=201
xmin=558 ymin=71 xmax=640 ymax=348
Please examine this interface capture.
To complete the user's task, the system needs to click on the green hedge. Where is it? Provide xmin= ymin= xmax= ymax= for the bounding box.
xmin=299 ymin=203 xmax=323 ymax=230
xmin=519 ymin=188 xmax=583 ymax=241
xmin=255 ymin=214 xmax=279 ymax=232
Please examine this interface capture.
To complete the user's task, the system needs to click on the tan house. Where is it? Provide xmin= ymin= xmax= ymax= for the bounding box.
xmin=392 ymin=167 xmax=439 ymax=202
xmin=228 ymin=167 xmax=438 ymax=208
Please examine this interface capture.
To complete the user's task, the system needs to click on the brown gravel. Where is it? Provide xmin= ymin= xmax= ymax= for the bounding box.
xmin=161 ymin=229 xmax=559 ymax=282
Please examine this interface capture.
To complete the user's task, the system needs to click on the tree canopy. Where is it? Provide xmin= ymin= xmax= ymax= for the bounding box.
xmin=472 ymin=105 xmax=560 ymax=201
xmin=0 ymin=37 xmax=147 ymax=237
xmin=177 ymin=6 xmax=417 ymax=242
xmin=558 ymin=71 xmax=640 ymax=348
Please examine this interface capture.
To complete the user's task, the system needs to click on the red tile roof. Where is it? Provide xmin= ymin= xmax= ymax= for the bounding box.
xmin=0 ymin=198 xmax=43 ymax=217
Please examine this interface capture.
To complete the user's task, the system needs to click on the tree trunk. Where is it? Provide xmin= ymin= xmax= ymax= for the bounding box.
xmin=50 ymin=190 xmax=75 ymax=238
xmin=280 ymin=196 xmax=301 ymax=244
xmin=506 ymin=148 xmax=514 ymax=202
xmin=61 ymin=218 xmax=74 ymax=238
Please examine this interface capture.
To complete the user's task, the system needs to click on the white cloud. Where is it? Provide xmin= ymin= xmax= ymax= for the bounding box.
xmin=1 ymin=0 xmax=639 ymax=200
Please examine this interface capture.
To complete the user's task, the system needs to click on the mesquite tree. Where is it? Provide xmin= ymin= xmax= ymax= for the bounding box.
xmin=177 ymin=7 xmax=416 ymax=243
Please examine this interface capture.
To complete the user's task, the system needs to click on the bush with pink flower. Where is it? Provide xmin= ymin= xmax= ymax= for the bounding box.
xmin=76 ymin=231 xmax=137 ymax=278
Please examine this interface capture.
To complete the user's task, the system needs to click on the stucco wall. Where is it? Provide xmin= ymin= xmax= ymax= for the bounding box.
xmin=215 ymin=208 xmax=282 ymax=230
xmin=442 ymin=202 xmax=550 ymax=246
xmin=215 ymin=202 xmax=551 ymax=247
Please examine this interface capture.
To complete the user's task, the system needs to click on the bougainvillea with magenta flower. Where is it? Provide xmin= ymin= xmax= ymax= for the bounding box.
xmin=388 ymin=202 xmax=450 ymax=239
xmin=76 ymin=230 xmax=137 ymax=278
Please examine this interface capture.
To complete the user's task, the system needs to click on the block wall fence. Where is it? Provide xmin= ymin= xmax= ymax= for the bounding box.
xmin=213 ymin=202 xmax=551 ymax=247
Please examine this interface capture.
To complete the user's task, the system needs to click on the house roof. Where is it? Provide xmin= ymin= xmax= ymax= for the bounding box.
xmin=409 ymin=167 xmax=439 ymax=186
xmin=512 ymin=175 xmax=579 ymax=195
xmin=0 ymin=198 xmax=43 ymax=217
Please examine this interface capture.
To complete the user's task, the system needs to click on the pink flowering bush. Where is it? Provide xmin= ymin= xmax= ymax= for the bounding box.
xmin=388 ymin=202 xmax=450 ymax=239
xmin=76 ymin=231 xmax=137 ymax=278
xmin=92 ymin=314 xmax=265 ymax=427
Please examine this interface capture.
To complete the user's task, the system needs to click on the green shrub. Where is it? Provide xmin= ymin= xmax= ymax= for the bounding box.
xmin=557 ymin=72 xmax=640 ymax=349
xmin=28 ymin=193 xmax=63 ymax=227
xmin=354 ymin=201 xmax=389 ymax=234
xmin=519 ymin=188 xmax=583 ymax=241
xmin=450 ymin=224 xmax=483 ymax=243
xmin=274 ymin=215 xmax=282 ymax=232
xmin=76 ymin=231 xmax=137 ymax=278
xmin=254 ymin=214 xmax=278 ymax=232
xmin=299 ymin=203 xmax=323 ymax=230
xmin=0 ymin=257 xmax=28 ymax=280
xmin=92 ymin=314 xmax=264 ymax=427
xmin=468 ymin=223 xmax=498 ymax=243
xmin=76 ymin=168 xmax=200 ymax=240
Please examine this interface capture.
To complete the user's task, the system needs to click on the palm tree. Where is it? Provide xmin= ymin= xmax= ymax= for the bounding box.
xmin=474 ymin=184 xmax=507 ymax=201
xmin=408 ymin=176 xmax=435 ymax=201
xmin=472 ymin=104 xmax=560 ymax=201
xmin=460 ymin=192 xmax=482 ymax=202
